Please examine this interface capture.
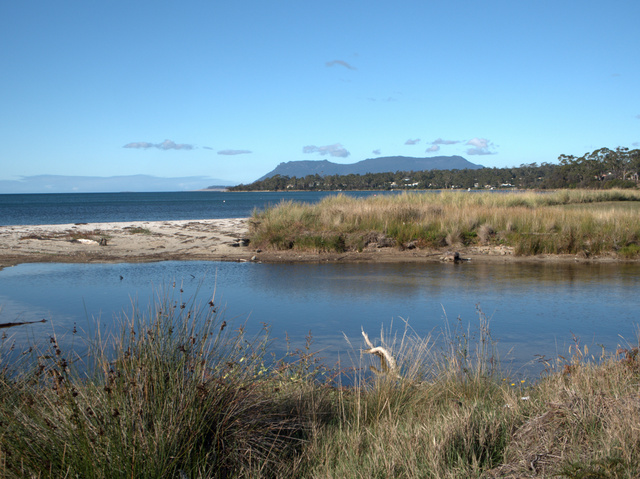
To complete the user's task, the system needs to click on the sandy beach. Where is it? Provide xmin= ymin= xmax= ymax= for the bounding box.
xmin=0 ymin=218 xmax=624 ymax=269
xmin=0 ymin=218 xmax=255 ymax=267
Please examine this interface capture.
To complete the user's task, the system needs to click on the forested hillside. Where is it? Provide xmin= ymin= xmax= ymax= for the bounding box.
xmin=228 ymin=147 xmax=640 ymax=191
xmin=256 ymin=155 xmax=482 ymax=180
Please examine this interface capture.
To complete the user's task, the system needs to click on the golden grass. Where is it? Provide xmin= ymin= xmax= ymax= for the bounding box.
xmin=249 ymin=190 xmax=640 ymax=257
xmin=302 ymin=313 xmax=640 ymax=478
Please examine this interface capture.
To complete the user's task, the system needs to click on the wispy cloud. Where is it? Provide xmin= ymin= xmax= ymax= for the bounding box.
xmin=426 ymin=138 xmax=460 ymax=153
xmin=303 ymin=143 xmax=350 ymax=158
xmin=372 ymin=149 xmax=381 ymax=155
xmin=217 ymin=149 xmax=252 ymax=155
xmin=466 ymin=138 xmax=496 ymax=155
xmin=431 ymin=138 xmax=460 ymax=145
xmin=123 ymin=139 xmax=194 ymax=150
xmin=635 ymin=114 xmax=640 ymax=120
xmin=326 ymin=60 xmax=356 ymax=70
xmin=405 ymin=138 xmax=420 ymax=145
xmin=203 ymin=146 xmax=214 ymax=150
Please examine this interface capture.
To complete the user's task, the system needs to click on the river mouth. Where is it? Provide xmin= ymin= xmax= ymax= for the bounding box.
xmin=1 ymin=260 xmax=639 ymax=378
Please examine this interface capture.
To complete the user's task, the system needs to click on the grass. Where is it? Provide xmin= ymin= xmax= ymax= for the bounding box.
xmin=1 ymin=292 xmax=640 ymax=478
xmin=248 ymin=189 xmax=640 ymax=258
xmin=0 ymin=288 xmax=328 ymax=478
xmin=124 ymin=226 xmax=152 ymax=235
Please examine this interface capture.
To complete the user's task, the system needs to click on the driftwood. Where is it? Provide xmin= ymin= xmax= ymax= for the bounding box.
xmin=362 ymin=329 xmax=400 ymax=378
xmin=0 ymin=319 xmax=47 ymax=329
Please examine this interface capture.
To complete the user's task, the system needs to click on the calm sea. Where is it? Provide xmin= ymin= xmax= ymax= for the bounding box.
xmin=0 ymin=191 xmax=394 ymax=226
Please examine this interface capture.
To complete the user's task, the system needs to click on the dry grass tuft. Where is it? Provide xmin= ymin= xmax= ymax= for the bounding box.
xmin=477 ymin=224 xmax=495 ymax=244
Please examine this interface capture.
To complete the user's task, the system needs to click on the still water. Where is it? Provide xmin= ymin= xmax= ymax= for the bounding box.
xmin=1 ymin=260 xmax=638 ymax=377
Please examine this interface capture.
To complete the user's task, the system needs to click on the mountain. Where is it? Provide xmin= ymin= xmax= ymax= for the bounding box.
xmin=0 ymin=175 xmax=234 ymax=194
xmin=257 ymin=156 xmax=483 ymax=181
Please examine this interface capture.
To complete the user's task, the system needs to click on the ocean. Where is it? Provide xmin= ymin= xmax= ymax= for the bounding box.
xmin=0 ymin=190 xmax=394 ymax=226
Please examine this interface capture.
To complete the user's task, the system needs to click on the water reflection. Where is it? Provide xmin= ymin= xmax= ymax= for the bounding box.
xmin=1 ymin=261 xmax=639 ymax=376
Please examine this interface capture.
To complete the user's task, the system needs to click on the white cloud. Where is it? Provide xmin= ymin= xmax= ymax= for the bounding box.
xmin=466 ymin=138 xmax=496 ymax=155
xmin=426 ymin=145 xmax=440 ymax=152
xmin=123 ymin=139 xmax=194 ymax=150
xmin=123 ymin=141 xmax=154 ymax=149
xmin=405 ymin=138 xmax=421 ymax=145
xmin=217 ymin=149 xmax=252 ymax=155
xmin=431 ymin=138 xmax=460 ymax=145
xmin=303 ymin=143 xmax=350 ymax=158
xmin=325 ymin=60 xmax=356 ymax=70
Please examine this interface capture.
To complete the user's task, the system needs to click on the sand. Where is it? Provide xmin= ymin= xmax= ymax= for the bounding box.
xmin=0 ymin=219 xmax=254 ymax=267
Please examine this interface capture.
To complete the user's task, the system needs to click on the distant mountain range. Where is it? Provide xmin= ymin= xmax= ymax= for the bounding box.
xmin=0 ymin=175 xmax=234 ymax=194
xmin=257 ymin=156 xmax=483 ymax=181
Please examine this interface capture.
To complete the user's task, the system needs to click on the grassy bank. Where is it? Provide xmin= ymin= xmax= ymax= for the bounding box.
xmin=249 ymin=189 xmax=640 ymax=258
xmin=1 ymin=293 xmax=639 ymax=478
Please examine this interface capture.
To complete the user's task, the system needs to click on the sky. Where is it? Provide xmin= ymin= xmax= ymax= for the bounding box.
xmin=1 ymin=1 xmax=639 ymax=191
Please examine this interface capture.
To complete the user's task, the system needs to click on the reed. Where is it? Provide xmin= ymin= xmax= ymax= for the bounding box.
xmin=299 ymin=313 xmax=640 ymax=478
xmin=249 ymin=190 xmax=640 ymax=257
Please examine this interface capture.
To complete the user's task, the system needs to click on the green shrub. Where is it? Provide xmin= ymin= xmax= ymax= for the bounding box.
xmin=618 ymin=243 xmax=640 ymax=258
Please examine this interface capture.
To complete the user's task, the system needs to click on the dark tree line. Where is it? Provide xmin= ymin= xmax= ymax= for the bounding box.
xmin=227 ymin=147 xmax=640 ymax=191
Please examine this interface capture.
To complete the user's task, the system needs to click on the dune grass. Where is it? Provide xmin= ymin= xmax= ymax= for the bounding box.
xmin=1 ymin=293 xmax=639 ymax=478
xmin=249 ymin=189 xmax=640 ymax=258
xmin=0 ymin=289 xmax=331 ymax=478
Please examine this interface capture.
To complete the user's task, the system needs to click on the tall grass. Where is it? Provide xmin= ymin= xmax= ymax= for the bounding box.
xmin=249 ymin=190 xmax=640 ymax=257
xmin=2 ymin=295 xmax=640 ymax=478
xmin=0 ymin=288 xmax=328 ymax=478
xmin=300 ymin=313 xmax=640 ymax=478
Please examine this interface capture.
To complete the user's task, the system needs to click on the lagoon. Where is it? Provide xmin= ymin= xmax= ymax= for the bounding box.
xmin=1 ymin=260 xmax=638 ymax=376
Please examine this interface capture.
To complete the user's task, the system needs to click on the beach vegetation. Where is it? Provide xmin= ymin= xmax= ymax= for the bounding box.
xmin=249 ymin=189 xmax=640 ymax=258
xmin=124 ymin=226 xmax=152 ymax=235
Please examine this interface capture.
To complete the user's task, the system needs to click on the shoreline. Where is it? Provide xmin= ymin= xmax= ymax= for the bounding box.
xmin=0 ymin=218 xmax=630 ymax=269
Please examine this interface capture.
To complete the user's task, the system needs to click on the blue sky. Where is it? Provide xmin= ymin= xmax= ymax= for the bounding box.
xmin=1 ymin=1 xmax=639 ymax=190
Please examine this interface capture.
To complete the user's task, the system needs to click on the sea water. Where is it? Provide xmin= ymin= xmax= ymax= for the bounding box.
xmin=0 ymin=190 xmax=395 ymax=225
